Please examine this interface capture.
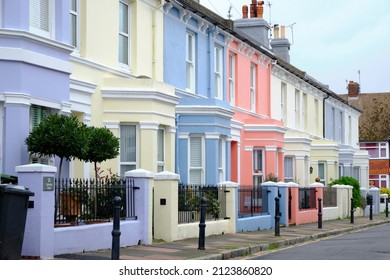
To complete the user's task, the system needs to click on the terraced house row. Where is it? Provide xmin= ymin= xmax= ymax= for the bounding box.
xmin=0 ymin=0 xmax=369 ymax=189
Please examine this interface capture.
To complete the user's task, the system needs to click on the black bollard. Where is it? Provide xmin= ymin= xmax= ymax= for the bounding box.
xmin=367 ymin=194 xmax=373 ymax=221
xmin=386 ymin=198 xmax=389 ymax=218
xmin=350 ymin=197 xmax=355 ymax=224
xmin=318 ymin=198 xmax=322 ymax=229
xmin=111 ymin=196 xmax=122 ymax=260
xmin=274 ymin=196 xmax=280 ymax=236
xmin=198 ymin=197 xmax=207 ymax=250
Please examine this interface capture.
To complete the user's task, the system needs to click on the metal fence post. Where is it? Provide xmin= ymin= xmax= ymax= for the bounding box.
xmin=198 ymin=197 xmax=207 ymax=250
xmin=274 ymin=196 xmax=280 ymax=236
xmin=111 ymin=196 xmax=122 ymax=260
xmin=318 ymin=198 xmax=322 ymax=229
xmin=368 ymin=194 xmax=373 ymax=220
xmin=350 ymin=197 xmax=354 ymax=224
xmin=386 ymin=197 xmax=389 ymax=218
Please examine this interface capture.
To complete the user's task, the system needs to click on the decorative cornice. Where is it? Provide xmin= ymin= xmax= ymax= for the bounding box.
xmin=244 ymin=124 xmax=287 ymax=134
xmin=176 ymin=105 xmax=234 ymax=119
xmin=101 ymin=88 xmax=180 ymax=105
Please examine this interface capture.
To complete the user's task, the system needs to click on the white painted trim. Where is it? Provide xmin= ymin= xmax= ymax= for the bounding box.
xmin=244 ymin=124 xmax=287 ymax=134
xmin=205 ymin=132 xmax=220 ymax=140
xmin=4 ymin=93 xmax=31 ymax=106
xmin=175 ymin=105 xmax=234 ymax=119
xmin=0 ymin=29 xmax=73 ymax=52
xmin=103 ymin=110 xmax=176 ymax=120
xmin=101 ymin=88 xmax=179 ymax=105
xmin=0 ymin=47 xmax=71 ymax=73
xmin=103 ymin=121 xmax=120 ymax=129
xmin=139 ymin=122 xmax=159 ymax=130
xmin=15 ymin=163 xmax=57 ymax=173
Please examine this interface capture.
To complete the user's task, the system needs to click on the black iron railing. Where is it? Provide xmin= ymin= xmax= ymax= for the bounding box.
xmin=238 ymin=186 xmax=269 ymax=218
xmin=178 ymin=184 xmax=227 ymax=224
xmin=299 ymin=188 xmax=317 ymax=210
xmin=54 ymin=177 xmax=138 ymax=226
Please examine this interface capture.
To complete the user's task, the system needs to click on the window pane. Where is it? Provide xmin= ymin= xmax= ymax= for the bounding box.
xmin=119 ymin=35 xmax=128 ymax=64
xmin=284 ymin=157 xmax=293 ymax=178
xmin=119 ymin=2 xmax=128 ymax=33
xmin=157 ymin=129 xmax=164 ymax=162
xmin=190 ymin=170 xmax=201 ymax=185
xmin=71 ymin=14 xmax=77 ymax=47
xmin=71 ymin=0 xmax=77 ymax=11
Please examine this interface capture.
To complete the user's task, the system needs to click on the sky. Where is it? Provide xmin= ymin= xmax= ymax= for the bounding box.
xmin=199 ymin=0 xmax=390 ymax=94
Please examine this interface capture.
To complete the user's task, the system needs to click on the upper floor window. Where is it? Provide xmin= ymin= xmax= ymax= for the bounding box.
xmin=29 ymin=0 xmax=53 ymax=38
xmin=119 ymin=0 xmax=130 ymax=66
xmin=228 ymin=54 xmax=236 ymax=106
xmin=250 ymin=63 xmax=256 ymax=112
xmin=281 ymin=82 xmax=287 ymax=123
xmin=214 ymin=45 xmax=223 ymax=100
xmin=295 ymin=89 xmax=300 ymax=129
xmin=70 ymin=0 xmax=79 ymax=48
xmin=186 ymin=31 xmax=196 ymax=93
xmin=360 ymin=142 xmax=388 ymax=159
xmin=302 ymin=93 xmax=307 ymax=131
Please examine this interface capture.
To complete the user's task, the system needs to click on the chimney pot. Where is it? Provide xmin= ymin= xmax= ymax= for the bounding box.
xmin=274 ymin=24 xmax=280 ymax=38
xmin=257 ymin=1 xmax=264 ymax=18
xmin=281 ymin=25 xmax=286 ymax=38
xmin=250 ymin=4 xmax=256 ymax=18
xmin=242 ymin=5 xmax=248 ymax=18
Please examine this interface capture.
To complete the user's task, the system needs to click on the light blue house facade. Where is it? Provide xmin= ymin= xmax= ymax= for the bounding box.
xmin=163 ymin=0 xmax=234 ymax=185
xmin=0 ymin=0 xmax=73 ymax=176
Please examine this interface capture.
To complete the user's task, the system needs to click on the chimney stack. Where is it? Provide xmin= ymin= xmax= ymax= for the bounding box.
xmin=347 ymin=81 xmax=360 ymax=98
xmin=270 ymin=24 xmax=291 ymax=62
xmin=234 ymin=1 xmax=270 ymax=48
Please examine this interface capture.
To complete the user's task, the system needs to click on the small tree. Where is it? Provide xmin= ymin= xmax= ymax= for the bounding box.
xmin=81 ymin=126 xmax=120 ymax=182
xmin=25 ymin=114 xmax=87 ymax=180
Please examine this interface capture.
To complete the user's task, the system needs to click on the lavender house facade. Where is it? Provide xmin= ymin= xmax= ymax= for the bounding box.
xmin=0 ymin=0 xmax=73 ymax=176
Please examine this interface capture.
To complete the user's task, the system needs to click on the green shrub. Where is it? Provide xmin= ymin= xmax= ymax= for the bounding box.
xmin=329 ymin=176 xmax=361 ymax=208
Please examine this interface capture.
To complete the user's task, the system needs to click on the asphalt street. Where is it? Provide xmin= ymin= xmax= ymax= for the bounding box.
xmin=251 ymin=223 xmax=390 ymax=260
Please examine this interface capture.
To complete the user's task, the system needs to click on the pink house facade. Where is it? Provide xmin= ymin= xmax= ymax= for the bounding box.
xmin=227 ymin=38 xmax=285 ymax=187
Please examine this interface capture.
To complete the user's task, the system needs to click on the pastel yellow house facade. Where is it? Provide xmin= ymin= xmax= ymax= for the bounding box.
xmin=69 ymin=0 xmax=178 ymax=178
xmin=271 ymin=61 xmax=339 ymax=186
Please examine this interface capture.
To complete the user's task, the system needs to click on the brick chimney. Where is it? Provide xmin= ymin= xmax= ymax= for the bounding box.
xmin=234 ymin=1 xmax=270 ymax=49
xmin=270 ymin=24 xmax=291 ymax=62
xmin=347 ymin=81 xmax=360 ymax=98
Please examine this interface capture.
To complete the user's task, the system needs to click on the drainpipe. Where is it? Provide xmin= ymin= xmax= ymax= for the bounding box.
xmin=323 ymin=93 xmax=329 ymax=138
xmin=153 ymin=1 xmax=166 ymax=80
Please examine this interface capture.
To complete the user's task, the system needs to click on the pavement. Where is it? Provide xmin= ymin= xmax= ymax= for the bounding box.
xmin=54 ymin=213 xmax=390 ymax=260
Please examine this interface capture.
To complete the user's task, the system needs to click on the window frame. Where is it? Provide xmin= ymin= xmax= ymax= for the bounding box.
xmin=70 ymin=0 xmax=80 ymax=49
xmin=214 ymin=44 xmax=223 ymax=100
xmin=284 ymin=156 xmax=294 ymax=182
xmin=252 ymin=148 xmax=264 ymax=186
xmin=29 ymin=0 xmax=54 ymax=38
xmin=186 ymin=31 xmax=196 ymax=93
xmin=119 ymin=124 xmax=138 ymax=176
xmin=218 ymin=137 xmax=226 ymax=183
xmin=188 ymin=135 xmax=205 ymax=185
xmin=318 ymin=162 xmax=326 ymax=186
xmin=250 ymin=63 xmax=256 ymax=112
xmin=157 ymin=128 xmax=165 ymax=173
xmin=119 ymin=0 xmax=130 ymax=67
xmin=228 ymin=53 xmax=236 ymax=106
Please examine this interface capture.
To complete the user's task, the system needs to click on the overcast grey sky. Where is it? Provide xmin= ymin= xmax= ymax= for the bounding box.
xmin=199 ymin=0 xmax=390 ymax=94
